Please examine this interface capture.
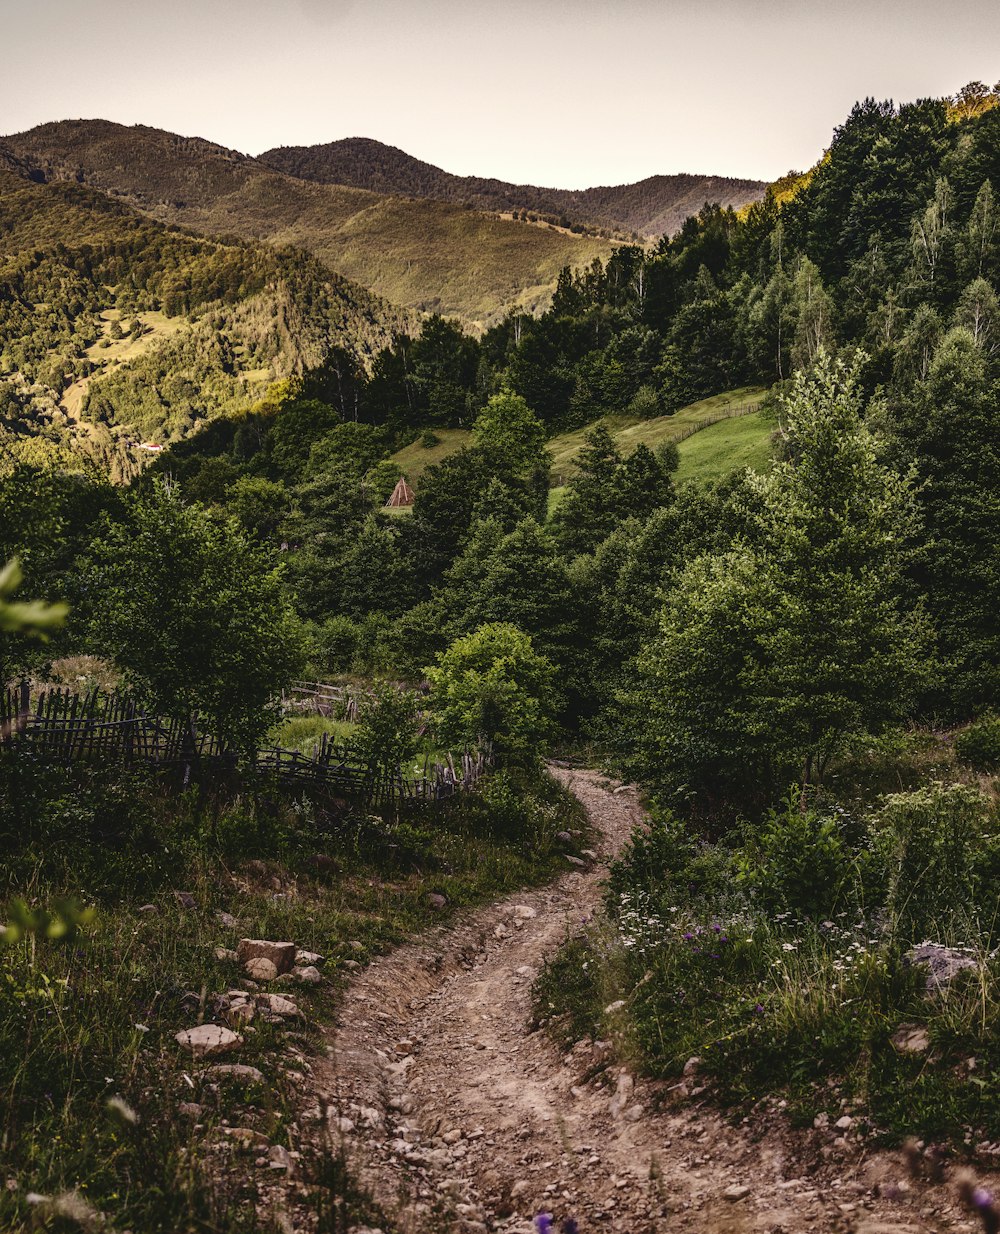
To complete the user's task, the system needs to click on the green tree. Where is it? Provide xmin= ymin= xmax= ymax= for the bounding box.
xmin=84 ymin=482 xmax=302 ymax=756
xmin=629 ymin=352 xmax=930 ymax=809
xmin=426 ymin=623 xmax=557 ymax=760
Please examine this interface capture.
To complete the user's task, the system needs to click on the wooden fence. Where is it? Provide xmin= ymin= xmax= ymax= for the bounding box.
xmin=282 ymin=680 xmax=363 ymax=722
xmin=1 ymin=685 xmax=490 ymax=805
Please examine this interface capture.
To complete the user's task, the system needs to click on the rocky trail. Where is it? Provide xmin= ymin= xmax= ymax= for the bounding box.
xmin=293 ymin=768 xmax=989 ymax=1233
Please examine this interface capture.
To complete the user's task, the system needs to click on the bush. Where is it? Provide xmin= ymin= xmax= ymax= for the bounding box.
xmin=955 ymin=714 xmax=1000 ymax=771
xmin=736 ymin=791 xmax=854 ymax=919
xmin=877 ymin=782 xmax=992 ymax=944
xmin=420 ymin=430 xmax=441 ymax=448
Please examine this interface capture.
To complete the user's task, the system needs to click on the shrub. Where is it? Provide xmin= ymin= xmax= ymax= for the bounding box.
xmin=877 ymin=782 xmax=991 ymax=944
xmin=737 ymin=790 xmax=854 ymax=919
xmin=420 ymin=430 xmax=441 ymax=448
xmin=955 ymin=714 xmax=1000 ymax=771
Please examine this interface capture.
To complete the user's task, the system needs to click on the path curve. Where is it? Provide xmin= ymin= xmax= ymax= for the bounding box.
xmin=312 ymin=768 xmax=980 ymax=1233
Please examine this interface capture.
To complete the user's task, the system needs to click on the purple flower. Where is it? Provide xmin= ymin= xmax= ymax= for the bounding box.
xmin=754 ymin=1003 xmax=764 ymax=1014
xmin=712 ymin=924 xmax=722 ymax=933
xmin=973 ymin=1187 xmax=994 ymax=1210
xmin=536 ymin=1215 xmax=553 ymax=1234
xmin=683 ymin=932 xmax=694 ymax=941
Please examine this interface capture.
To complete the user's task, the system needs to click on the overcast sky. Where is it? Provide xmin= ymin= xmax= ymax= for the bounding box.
xmin=3 ymin=0 xmax=998 ymax=187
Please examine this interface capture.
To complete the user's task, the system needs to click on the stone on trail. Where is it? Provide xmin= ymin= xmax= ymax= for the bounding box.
xmin=244 ymin=957 xmax=279 ymax=981
xmin=237 ymin=938 xmax=297 ymax=974
xmin=175 ymin=1024 xmax=242 ymax=1058
xmin=295 ymin=965 xmax=323 ymax=984
xmin=512 ymin=905 xmax=537 ymax=920
xmin=723 ymin=1184 xmax=750 ymax=1202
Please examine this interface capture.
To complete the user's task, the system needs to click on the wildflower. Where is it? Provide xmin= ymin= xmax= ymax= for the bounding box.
xmin=781 ymin=943 xmax=797 ymax=952
xmin=754 ymin=1003 xmax=764 ymax=1013
xmin=536 ymin=1215 xmax=553 ymax=1234
xmin=106 ymin=1096 xmax=139 ymax=1127
xmin=683 ymin=932 xmax=694 ymax=941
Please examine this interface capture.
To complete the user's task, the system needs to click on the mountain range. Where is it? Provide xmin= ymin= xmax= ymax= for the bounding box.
xmin=2 ymin=121 xmax=765 ymax=326
xmin=258 ymin=136 xmax=765 ymax=239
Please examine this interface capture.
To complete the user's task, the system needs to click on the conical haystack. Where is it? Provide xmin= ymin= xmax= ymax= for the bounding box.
xmin=385 ymin=477 xmax=415 ymax=508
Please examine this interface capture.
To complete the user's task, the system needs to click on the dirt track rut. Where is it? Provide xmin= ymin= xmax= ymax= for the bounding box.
xmin=311 ymin=768 xmax=982 ymax=1233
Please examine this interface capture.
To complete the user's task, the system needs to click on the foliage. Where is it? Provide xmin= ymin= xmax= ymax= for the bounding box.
xmin=426 ymin=623 xmax=557 ymax=759
xmin=877 ymin=781 xmax=993 ymax=945
xmin=955 ymin=715 xmax=1000 ymax=771
xmin=82 ymin=482 xmax=303 ymax=755
xmin=350 ymin=684 xmax=421 ymax=784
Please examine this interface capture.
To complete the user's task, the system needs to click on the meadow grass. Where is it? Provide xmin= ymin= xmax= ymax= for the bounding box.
xmin=674 ymin=409 xmax=775 ymax=485
xmin=1 ymin=760 xmax=587 ymax=1231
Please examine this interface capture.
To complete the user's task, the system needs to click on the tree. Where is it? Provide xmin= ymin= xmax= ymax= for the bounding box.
xmin=628 ymin=352 xmax=931 ymax=810
xmin=84 ymin=482 xmax=302 ymax=756
xmin=426 ymin=623 xmax=557 ymax=760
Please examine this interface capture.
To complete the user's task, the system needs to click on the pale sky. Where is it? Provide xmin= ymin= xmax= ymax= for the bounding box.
xmin=2 ymin=0 xmax=998 ymax=187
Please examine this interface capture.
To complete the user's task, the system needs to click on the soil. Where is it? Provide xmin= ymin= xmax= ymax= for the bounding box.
xmin=292 ymin=768 xmax=990 ymax=1233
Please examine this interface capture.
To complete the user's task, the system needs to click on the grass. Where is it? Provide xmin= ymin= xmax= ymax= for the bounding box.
xmin=0 ymin=757 xmax=589 ymax=1232
xmin=547 ymin=386 xmax=768 ymax=481
xmin=269 ymin=713 xmax=356 ymax=754
xmin=390 ymin=427 xmax=471 ymax=483
xmin=674 ymin=409 xmax=775 ymax=485
xmin=389 ymin=387 xmax=772 ymax=493
xmin=533 ymin=727 xmax=1000 ymax=1146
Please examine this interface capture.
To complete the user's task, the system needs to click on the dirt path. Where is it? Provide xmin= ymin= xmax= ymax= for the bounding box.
xmin=312 ymin=769 xmax=982 ymax=1233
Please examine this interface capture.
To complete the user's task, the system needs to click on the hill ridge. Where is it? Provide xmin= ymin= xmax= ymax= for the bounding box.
xmin=259 ymin=135 xmax=766 ymax=237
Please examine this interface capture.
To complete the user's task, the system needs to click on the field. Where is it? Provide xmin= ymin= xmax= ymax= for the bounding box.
xmin=674 ymin=408 xmax=775 ymax=484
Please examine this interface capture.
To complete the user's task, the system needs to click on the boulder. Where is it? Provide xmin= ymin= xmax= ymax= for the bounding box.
xmin=258 ymin=993 xmax=300 ymax=1018
xmin=294 ymin=949 xmax=324 ymax=967
xmin=295 ymin=965 xmax=323 ymax=985
xmin=237 ymin=939 xmax=297 ymax=975
xmin=174 ymin=1024 xmax=242 ymax=1058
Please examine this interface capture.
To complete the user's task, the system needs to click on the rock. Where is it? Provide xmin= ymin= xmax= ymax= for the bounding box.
xmin=565 ymin=856 xmax=586 ymax=868
xmin=427 ymin=893 xmax=447 ymax=910
xmin=268 ymin=1144 xmax=292 ymax=1171
xmin=609 ymin=1071 xmax=635 ymax=1118
xmin=835 ymin=1115 xmax=854 ymax=1130
xmin=173 ymin=890 xmax=197 ymax=910
xmin=905 ymin=943 xmax=979 ymax=991
xmin=348 ymin=940 xmax=364 ymax=952
xmin=395 ymin=1040 xmax=415 ymax=1055
xmin=202 ymin=1064 xmax=265 ymax=1084
xmin=581 ymin=849 xmax=598 ymax=860
xmin=604 ymin=1000 xmax=626 ymax=1015
xmin=237 ymin=939 xmax=297 ymax=975
xmin=174 ymin=1024 xmax=242 ymax=1058
xmin=222 ymin=1126 xmax=269 ymax=1150
xmin=244 ymin=957 xmax=279 ymax=981
xmin=624 ymin=1104 xmax=644 ymax=1121
xmin=216 ymin=910 xmax=238 ymax=929
xmin=258 ymin=993 xmax=300 ymax=1018
xmin=177 ymin=1102 xmax=203 ymax=1118
xmin=342 ymin=959 xmax=361 ymax=971
xmin=813 ymin=1112 xmax=830 ymax=1129
xmin=683 ymin=1056 xmax=702 ymax=1077
xmin=443 ymin=1129 xmax=463 ymax=1145
xmin=723 ymin=1184 xmax=750 ymax=1202
xmin=138 ymin=903 xmax=156 ymax=914
xmin=891 ymin=1023 xmax=931 ymax=1054
xmin=512 ymin=905 xmax=537 ymax=920
xmin=214 ymin=947 xmax=238 ymax=962
xmin=556 ymin=830 xmax=573 ymax=843
xmin=295 ymin=949 xmax=323 ymax=967
xmin=226 ymin=1000 xmax=256 ymax=1026
xmin=295 ymin=965 xmax=323 ymax=985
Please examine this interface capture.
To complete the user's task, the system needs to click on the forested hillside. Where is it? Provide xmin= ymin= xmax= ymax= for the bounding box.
xmin=0 ymin=163 xmax=410 ymax=477
xmin=259 ymin=136 xmax=765 ymax=238
xmin=2 ymin=121 xmax=616 ymax=325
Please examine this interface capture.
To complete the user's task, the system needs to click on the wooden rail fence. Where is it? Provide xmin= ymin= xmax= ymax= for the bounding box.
xmin=1 ymin=685 xmax=490 ymax=805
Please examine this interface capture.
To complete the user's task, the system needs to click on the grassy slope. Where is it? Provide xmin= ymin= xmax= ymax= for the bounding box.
xmin=391 ymin=388 xmax=772 ymax=495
